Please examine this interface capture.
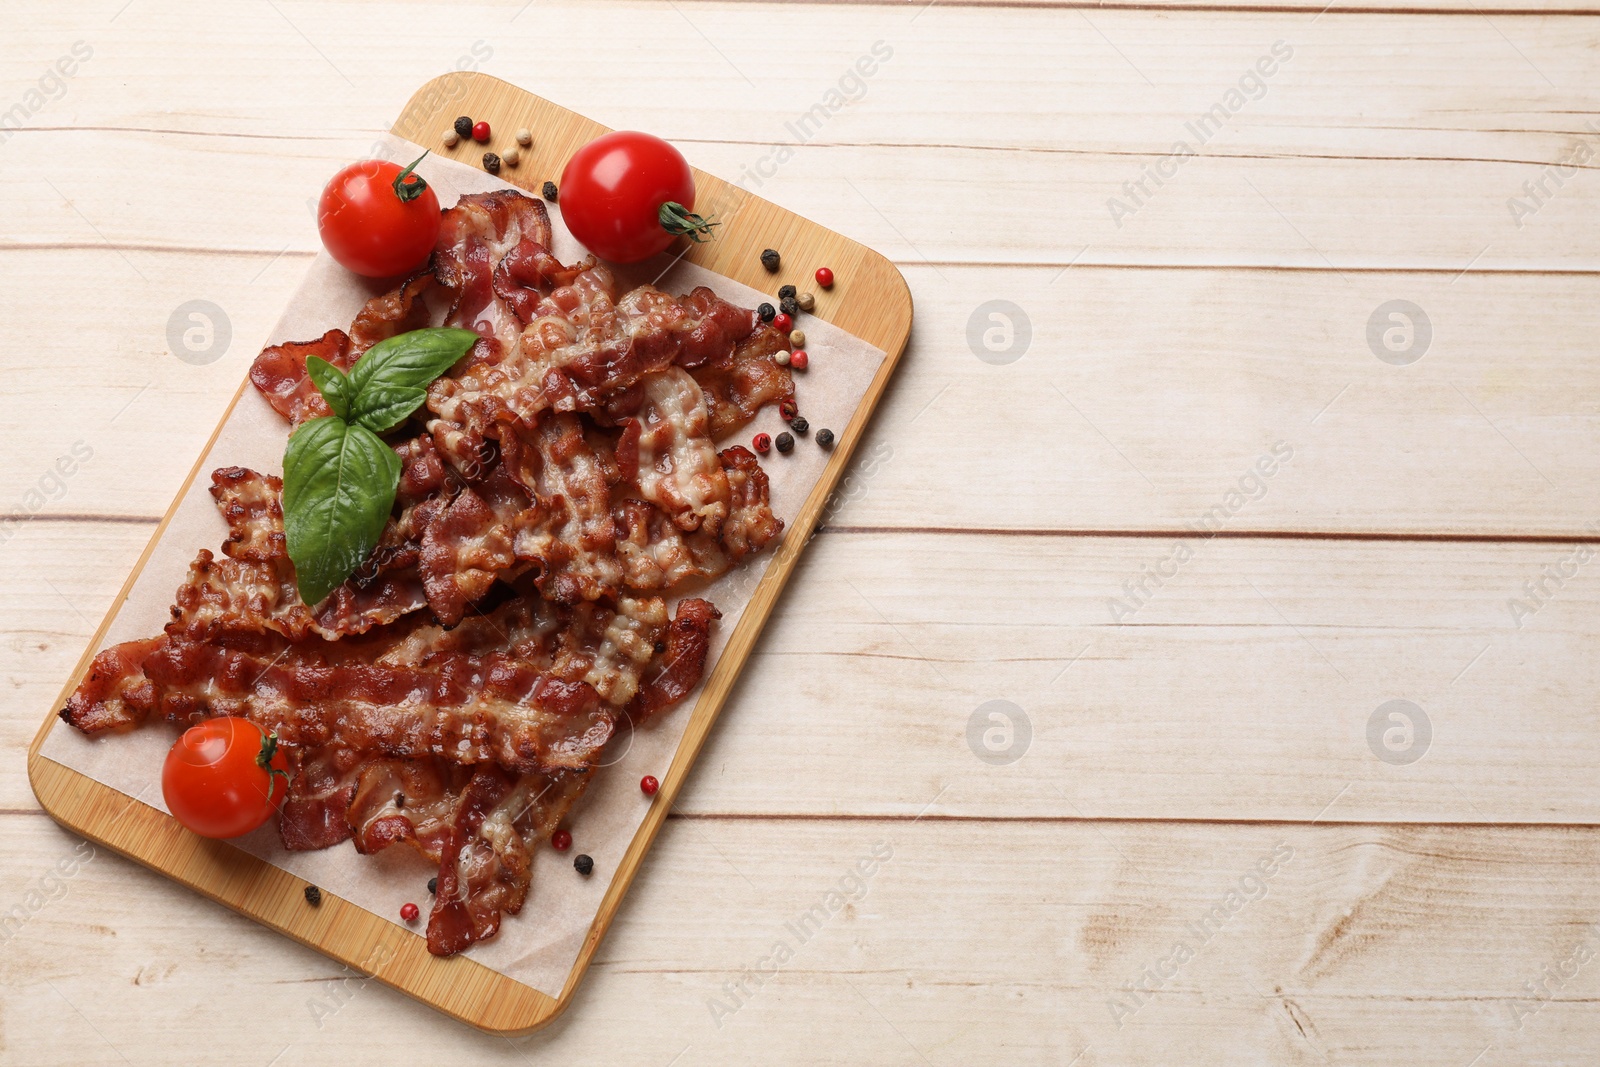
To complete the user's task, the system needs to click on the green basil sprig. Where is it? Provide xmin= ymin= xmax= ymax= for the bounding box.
xmin=283 ymin=327 xmax=478 ymax=605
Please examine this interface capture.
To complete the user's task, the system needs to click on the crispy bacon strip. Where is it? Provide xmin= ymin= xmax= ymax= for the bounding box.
xmin=349 ymin=273 xmax=436 ymax=356
xmin=505 ymin=413 xmax=623 ymax=604
xmin=434 ymin=190 xmax=553 ymax=353
xmin=628 ymin=598 xmax=720 ymax=719
xmin=690 ymin=319 xmax=796 ymax=439
xmin=249 ymin=329 xmax=354 ymax=426
xmin=616 ymin=368 xmax=730 ymax=535
xmin=279 ymin=747 xmax=366 ymax=851
xmin=614 ymin=446 xmax=783 ymax=590
xmin=415 ymin=486 xmax=515 ymax=626
xmin=58 ymin=636 xmax=163 ymax=734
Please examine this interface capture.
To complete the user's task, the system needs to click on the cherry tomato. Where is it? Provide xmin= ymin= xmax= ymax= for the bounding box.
xmin=559 ymin=131 xmax=717 ymax=263
xmin=317 ymin=154 xmax=440 ymax=278
xmin=162 ymin=717 xmax=289 ymax=839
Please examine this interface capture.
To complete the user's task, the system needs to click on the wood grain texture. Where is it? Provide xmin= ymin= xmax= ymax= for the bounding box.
xmin=23 ymin=73 xmax=911 ymax=1034
xmin=4 ymin=0 xmax=1598 ymax=1061
xmin=4 ymin=817 xmax=1599 ymax=1065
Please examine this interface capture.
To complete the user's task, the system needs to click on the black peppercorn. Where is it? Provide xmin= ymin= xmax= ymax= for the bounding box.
xmin=574 ymin=854 xmax=594 ymax=876
xmin=427 ymin=876 xmax=438 ymax=895
xmin=790 ymin=416 xmax=808 ymax=435
xmin=778 ymin=284 xmax=797 ymax=300
xmin=542 ymin=180 xmax=558 ymax=202
xmin=779 ymin=295 xmax=799 ymax=317
xmin=482 ymin=152 xmax=501 ymax=175
xmin=304 ymin=885 xmax=321 ymax=906
xmin=453 ymin=116 xmax=473 ymax=139
xmin=775 ymin=431 xmax=794 ymax=454
xmin=816 ymin=428 xmax=835 ymax=449
xmin=757 ymin=302 xmax=775 ymax=323
xmin=760 ymin=248 xmax=781 ymax=272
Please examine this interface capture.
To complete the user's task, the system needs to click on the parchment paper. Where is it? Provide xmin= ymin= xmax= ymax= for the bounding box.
xmin=39 ymin=136 xmax=886 ymax=996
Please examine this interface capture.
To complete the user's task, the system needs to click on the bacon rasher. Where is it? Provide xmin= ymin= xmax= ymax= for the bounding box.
xmin=67 ymin=185 xmax=807 ymax=957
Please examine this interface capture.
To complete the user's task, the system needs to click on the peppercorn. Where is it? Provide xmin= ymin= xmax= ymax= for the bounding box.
xmin=442 ymin=128 xmax=460 ymax=148
xmin=789 ymin=350 xmax=809 ymax=370
xmin=778 ymin=284 xmax=797 ymax=300
xmin=760 ymin=248 xmax=781 ymax=272
xmin=791 ymin=416 xmax=809 ymax=435
xmin=789 ymin=329 xmax=806 ymax=348
xmin=454 ymin=116 xmax=473 ymax=139
xmin=773 ymin=312 xmax=793 ymax=333
xmin=304 ymin=885 xmax=322 ymax=906
xmin=574 ymin=854 xmax=594 ymax=876
xmin=552 ymin=829 xmax=572 ymax=851
xmin=640 ymin=775 xmax=660 ymax=796
xmin=400 ymin=902 xmax=420 ymax=923
xmin=516 ymin=128 xmax=533 ymax=147
xmin=816 ymin=428 xmax=835 ymax=449
xmin=503 ymin=147 xmax=521 ymax=167
xmin=753 ymin=432 xmax=772 ymax=453
xmin=797 ymin=292 xmax=815 ymax=312
xmin=775 ymin=432 xmax=794 ymax=454
xmin=780 ymin=400 xmax=798 ymax=422
xmin=542 ymin=180 xmax=558 ymax=202
xmin=757 ymin=302 xmax=776 ymax=323
xmin=775 ymin=350 xmax=790 ymax=366
xmin=427 ymin=876 xmax=438 ymax=895
xmin=779 ymin=295 xmax=799 ymax=318
xmin=482 ymin=152 xmax=501 ymax=174
xmin=815 ymin=267 xmax=834 ymax=288
xmin=471 ymin=120 xmax=491 ymax=143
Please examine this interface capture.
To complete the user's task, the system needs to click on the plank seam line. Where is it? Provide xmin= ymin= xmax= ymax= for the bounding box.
xmin=20 ymin=515 xmax=1600 ymax=545
xmin=672 ymin=0 xmax=1600 ymax=14
xmin=665 ymin=812 xmax=1600 ymax=828
xmin=5 ymin=243 xmax=1599 ymax=276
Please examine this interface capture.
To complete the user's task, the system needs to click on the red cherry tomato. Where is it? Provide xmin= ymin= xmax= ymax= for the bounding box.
xmin=161 ymin=717 xmax=289 ymax=839
xmin=558 ymin=131 xmax=717 ymax=263
xmin=317 ymin=154 xmax=441 ymax=278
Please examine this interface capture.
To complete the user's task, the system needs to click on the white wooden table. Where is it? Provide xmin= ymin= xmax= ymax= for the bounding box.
xmin=4 ymin=1 xmax=1598 ymax=1062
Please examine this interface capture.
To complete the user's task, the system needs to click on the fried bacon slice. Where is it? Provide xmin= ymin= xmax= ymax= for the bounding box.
xmin=185 ymin=468 xmax=428 ymax=641
xmin=628 ymin=598 xmax=720 ymax=719
xmin=434 ymin=190 xmax=553 ymax=353
xmin=614 ymin=446 xmax=783 ymax=590
xmin=249 ymin=329 xmax=355 ymax=427
xmin=67 ymin=186 xmax=804 ymax=959
xmin=503 ymin=412 xmax=623 ymax=604
xmin=616 ymin=368 xmax=730 ymax=535
xmin=690 ymin=317 xmax=796 ymax=439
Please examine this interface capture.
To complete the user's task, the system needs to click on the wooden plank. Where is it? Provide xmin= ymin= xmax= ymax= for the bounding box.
xmin=2 ymin=7 xmax=1598 ymax=267
xmin=3 ymin=815 xmax=1597 ymax=1064
xmin=8 ymin=253 xmax=1600 ymax=536
xmin=13 ymin=521 xmax=1600 ymax=824
xmin=24 ymin=74 xmax=911 ymax=1034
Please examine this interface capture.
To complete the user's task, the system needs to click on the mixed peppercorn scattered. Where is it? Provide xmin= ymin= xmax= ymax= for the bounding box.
xmin=552 ymin=829 xmax=572 ymax=851
xmin=760 ymin=248 xmax=781 ymax=272
xmin=640 ymin=775 xmax=660 ymax=796
xmin=304 ymin=885 xmax=321 ymax=906
xmin=542 ymin=180 xmax=558 ymax=202
xmin=574 ymin=854 xmax=594 ymax=876
xmin=400 ymin=902 xmax=420 ymax=923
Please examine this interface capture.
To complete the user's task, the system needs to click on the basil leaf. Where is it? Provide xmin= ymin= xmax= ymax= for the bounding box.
xmin=304 ymin=356 xmax=351 ymax=420
xmin=348 ymin=383 xmax=429 ymax=437
xmin=346 ymin=327 xmax=479 ymax=433
xmin=282 ymin=416 xmax=400 ymax=606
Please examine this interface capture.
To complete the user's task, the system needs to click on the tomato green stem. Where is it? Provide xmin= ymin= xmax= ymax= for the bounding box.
xmin=659 ymin=201 xmax=718 ymax=243
xmin=258 ymin=730 xmax=292 ymax=805
xmin=393 ymin=152 xmax=431 ymax=203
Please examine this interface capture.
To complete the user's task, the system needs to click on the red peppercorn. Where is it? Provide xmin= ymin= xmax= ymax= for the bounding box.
xmin=551 ymin=829 xmax=572 ymax=851
xmin=780 ymin=400 xmax=798 ymax=422
xmin=400 ymin=902 xmax=420 ymax=922
xmin=772 ymin=312 xmax=793 ymax=333
xmin=753 ymin=432 xmax=772 ymax=453
xmin=471 ymin=121 xmax=491 ymax=143
xmin=789 ymin=350 xmax=809 ymax=371
xmin=815 ymin=267 xmax=834 ymax=288
xmin=641 ymin=775 xmax=660 ymax=796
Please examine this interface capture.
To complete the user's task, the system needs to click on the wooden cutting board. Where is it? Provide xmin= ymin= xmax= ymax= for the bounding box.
xmin=26 ymin=72 xmax=912 ymax=1035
